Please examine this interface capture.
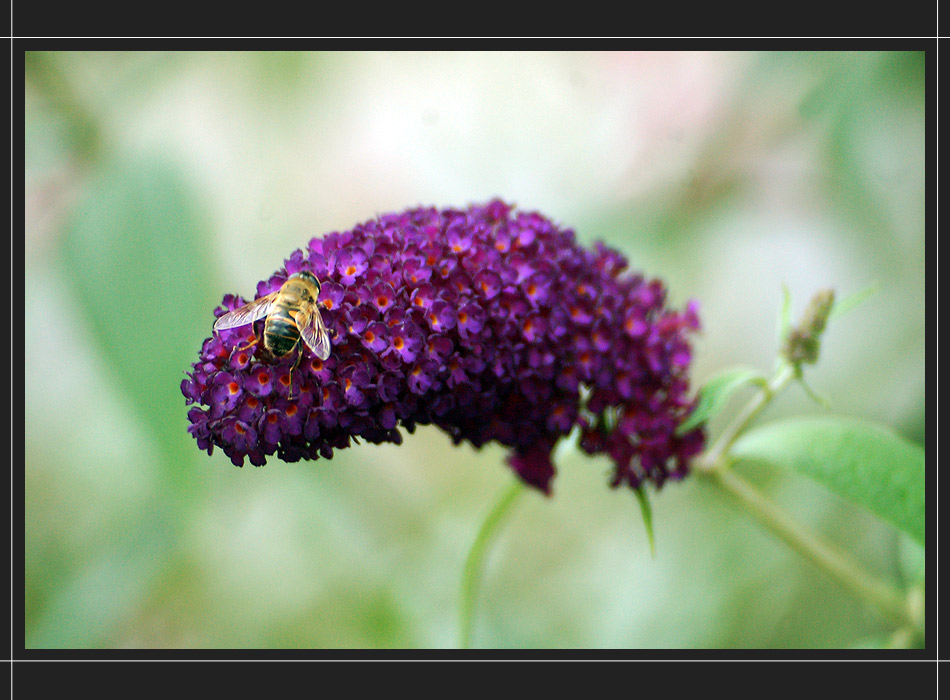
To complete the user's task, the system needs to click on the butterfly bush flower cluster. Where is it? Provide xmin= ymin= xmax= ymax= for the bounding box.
xmin=182 ymin=200 xmax=705 ymax=494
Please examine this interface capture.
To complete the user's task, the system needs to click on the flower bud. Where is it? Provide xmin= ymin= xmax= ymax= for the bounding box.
xmin=783 ymin=288 xmax=835 ymax=367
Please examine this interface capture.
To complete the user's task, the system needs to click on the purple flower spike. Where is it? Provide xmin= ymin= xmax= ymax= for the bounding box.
xmin=183 ymin=200 xmax=705 ymax=494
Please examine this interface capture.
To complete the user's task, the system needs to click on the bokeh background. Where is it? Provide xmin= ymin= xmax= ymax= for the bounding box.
xmin=24 ymin=50 xmax=925 ymax=649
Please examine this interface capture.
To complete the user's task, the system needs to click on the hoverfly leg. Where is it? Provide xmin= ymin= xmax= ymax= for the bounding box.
xmin=287 ymin=344 xmax=304 ymax=400
xmin=235 ymin=334 xmax=259 ymax=354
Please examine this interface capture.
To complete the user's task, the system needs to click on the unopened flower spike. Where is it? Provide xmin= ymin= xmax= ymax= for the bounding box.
xmin=782 ymin=288 xmax=836 ymax=368
xmin=781 ymin=287 xmax=836 ymax=408
xmin=182 ymin=200 xmax=706 ymax=494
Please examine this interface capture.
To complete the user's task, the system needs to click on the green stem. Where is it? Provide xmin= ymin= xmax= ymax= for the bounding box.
xmin=459 ymin=479 xmax=525 ymax=649
xmin=696 ymin=362 xmax=794 ymax=474
xmin=700 ymin=467 xmax=916 ymax=632
xmin=694 ymin=361 xmax=920 ymax=636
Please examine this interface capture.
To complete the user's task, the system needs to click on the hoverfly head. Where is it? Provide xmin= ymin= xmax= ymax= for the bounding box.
xmin=295 ymin=270 xmax=320 ymax=292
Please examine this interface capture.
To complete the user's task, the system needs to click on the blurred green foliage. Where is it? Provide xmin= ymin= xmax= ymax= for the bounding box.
xmin=24 ymin=50 xmax=925 ymax=649
xmin=62 ymin=156 xmax=217 ymax=479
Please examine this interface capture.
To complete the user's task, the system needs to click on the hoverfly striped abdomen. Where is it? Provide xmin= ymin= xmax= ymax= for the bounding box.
xmin=263 ymin=306 xmax=303 ymax=357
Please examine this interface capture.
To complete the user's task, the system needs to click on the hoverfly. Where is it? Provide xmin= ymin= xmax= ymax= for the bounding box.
xmin=213 ymin=271 xmax=332 ymax=361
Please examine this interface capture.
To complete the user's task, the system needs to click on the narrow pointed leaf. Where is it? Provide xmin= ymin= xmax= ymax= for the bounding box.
xmin=678 ymin=367 xmax=768 ymax=434
xmin=829 ymin=284 xmax=878 ymax=321
xmin=777 ymin=283 xmax=792 ymax=344
xmin=634 ymin=487 xmax=656 ymax=557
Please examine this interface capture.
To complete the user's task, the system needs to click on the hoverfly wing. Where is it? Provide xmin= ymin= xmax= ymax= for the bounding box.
xmin=298 ymin=306 xmax=332 ymax=360
xmin=213 ymin=293 xmax=278 ymax=331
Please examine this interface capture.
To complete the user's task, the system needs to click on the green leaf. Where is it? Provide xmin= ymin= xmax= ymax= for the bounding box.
xmin=731 ymin=416 xmax=925 ymax=544
xmin=61 ymin=155 xmax=217 ymax=485
xmin=634 ymin=488 xmax=655 ymax=557
xmin=678 ymin=367 xmax=768 ymax=434
xmin=777 ymin=283 xmax=792 ymax=344
xmin=828 ymin=284 xmax=878 ymax=321
xmin=794 ymin=373 xmax=831 ymax=409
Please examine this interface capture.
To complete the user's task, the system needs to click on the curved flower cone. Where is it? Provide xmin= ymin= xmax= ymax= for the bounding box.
xmin=183 ymin=200 xmax=705 ymax=494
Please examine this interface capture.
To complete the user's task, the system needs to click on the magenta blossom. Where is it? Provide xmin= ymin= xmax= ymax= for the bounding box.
xmin=182 ymin=200 xmax=704 ymax=494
